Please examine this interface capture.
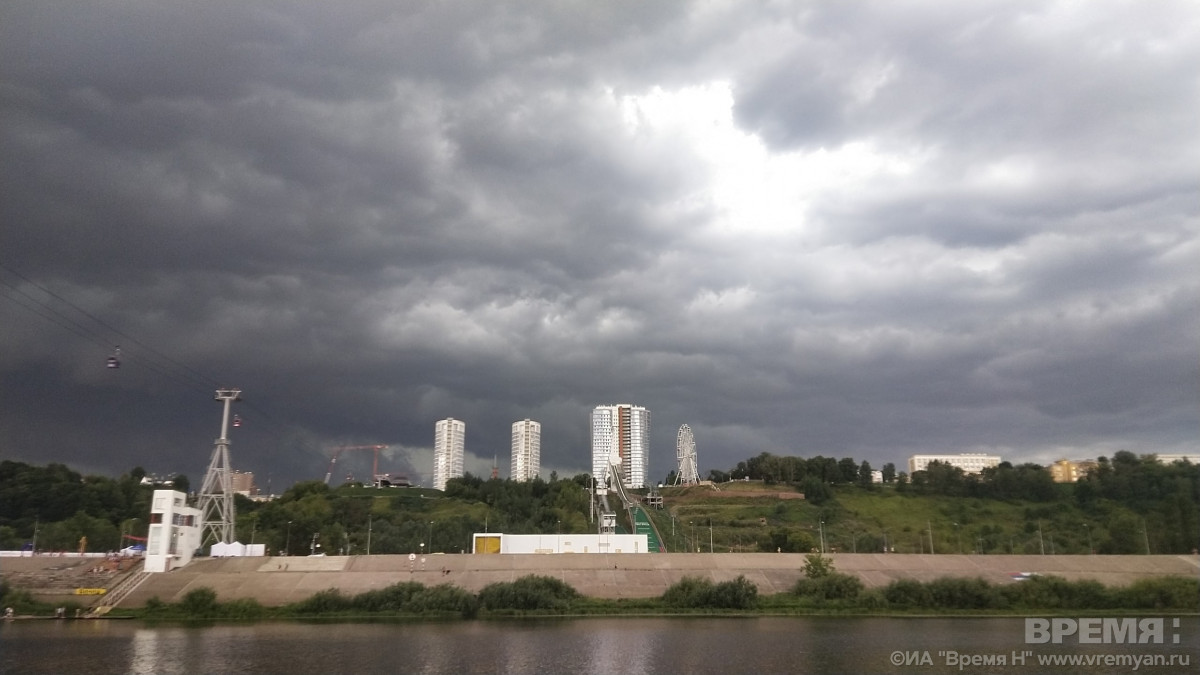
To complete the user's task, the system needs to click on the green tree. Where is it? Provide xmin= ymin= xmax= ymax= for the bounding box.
xmin=882 ymin=463 xmax=896 ymax=483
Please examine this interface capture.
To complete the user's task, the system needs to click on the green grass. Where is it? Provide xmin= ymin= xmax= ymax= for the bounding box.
xmin=638 ymin=484 xmax=1139 ymax=555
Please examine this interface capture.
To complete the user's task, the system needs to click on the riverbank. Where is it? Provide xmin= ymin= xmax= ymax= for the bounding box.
xmin=99 ymin=571 xmax=1199 ymax=623
xmin=115 ymin=552 xmax=1200 ymax=607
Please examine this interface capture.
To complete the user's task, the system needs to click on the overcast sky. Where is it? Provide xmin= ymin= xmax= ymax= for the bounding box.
xmin=2 ymin=1 xmax=1197 ymax=491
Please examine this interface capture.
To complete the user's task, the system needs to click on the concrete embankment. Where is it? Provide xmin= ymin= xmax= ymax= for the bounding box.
xmin=108 ymin=553 xmax=1199 ymax=608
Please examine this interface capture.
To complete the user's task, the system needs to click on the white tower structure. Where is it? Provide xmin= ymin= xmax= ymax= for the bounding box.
xmin=198 ymin=388 xmax=240 ymax=547
xmin=511 ymin=419 xmax=541 ymax=482
xmin=433 ymin=418 xmax=465 ymax=490
xmin=591 ymin=404 xmax=650 ymax=489
xmin=674 ymin=424 xmax=700 ymax=486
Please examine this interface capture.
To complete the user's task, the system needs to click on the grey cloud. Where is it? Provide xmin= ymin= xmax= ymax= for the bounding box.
xmin=2 ymin=1 xmax=1196 ymax=488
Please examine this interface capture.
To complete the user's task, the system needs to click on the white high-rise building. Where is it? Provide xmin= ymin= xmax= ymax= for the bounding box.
xmin=511 ymin=419 xmax=541 ymax=482
xmin=908 ymin=453 xmax=1001 ymax=475
xmin=433 ymin=418 xmax=465 ymax=490
xmin=591 ymin=404 xmax=650 ymax=489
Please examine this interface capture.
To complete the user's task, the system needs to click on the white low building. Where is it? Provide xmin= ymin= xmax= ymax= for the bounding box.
xmin=472 ymin=532 xmax=648 ymax=554
xmin=144 ymin=489 xmax=203 ymax=573
xmin=908 ymin=453 xmax=1002 ymax=475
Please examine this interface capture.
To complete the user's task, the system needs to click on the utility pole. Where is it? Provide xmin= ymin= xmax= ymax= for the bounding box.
xmin=1038 ymin=521 xmax=1045 ymax=555
xmin=927 ymin=520 xmax=934 ymax=554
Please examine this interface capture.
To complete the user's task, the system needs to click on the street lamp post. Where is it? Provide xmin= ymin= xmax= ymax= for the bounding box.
xmin=819 ymin=519 xmax=826 ymax=554
xmin=367 ymin=515 xmax=372 ymax=556
xmin=709 ymin=522 xmax=713 ymax=553
xmin=1083 ymin=523 xmax=1092 ymax=554
xmin=285 ymin=521 xmax=292 ymax=556
xmin=690 ymin=521 xmax=695 ymax=553
xmin=428 ymin=521 xmax=434 ymax=553
xmin=954 ymin=522 xmax=961 ymax=554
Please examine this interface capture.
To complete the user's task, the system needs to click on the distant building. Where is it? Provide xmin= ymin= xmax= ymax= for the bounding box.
xmin=231 ymin=470 xmax=255 ymax=496
xmin=511 ymin=419 xmax=541 ymax=482
xmin=591 ymin=404 xmax=650 ymax=489
xmin=908 ymin=453 xmax=1001 ymax=475
xmin=1049 ymin=459 xmax=1098 ymax=483
xmin=433 ymin=418 xmax=465 ymax=491
xmin=472 ymin=532 xmax=648 ymax=554
xmin=1156 ymin=454 xmax=1200 ymax=464
xmin=144 ymin=489 xmax=202 ymax=573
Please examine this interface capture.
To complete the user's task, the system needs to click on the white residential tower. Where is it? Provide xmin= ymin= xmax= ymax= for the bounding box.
xmin=433 ymin=418 xmax=465 ymax=490
xmin=511 ymin=419 xmax=541 ymax=482
xmin=591 ymin=404 xmax=650 ymax=489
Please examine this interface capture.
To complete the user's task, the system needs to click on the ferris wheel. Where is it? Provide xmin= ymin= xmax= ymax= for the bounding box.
xmin=674 ymin=424 xmax=700 ymax=486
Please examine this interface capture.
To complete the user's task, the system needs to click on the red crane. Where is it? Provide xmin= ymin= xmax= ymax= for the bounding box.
xmin=323 ymin=445 xmax=387 ymax=485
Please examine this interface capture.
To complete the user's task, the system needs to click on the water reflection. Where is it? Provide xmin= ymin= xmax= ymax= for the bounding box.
xmin=0 ymin=617 xmax=1193 ymax=675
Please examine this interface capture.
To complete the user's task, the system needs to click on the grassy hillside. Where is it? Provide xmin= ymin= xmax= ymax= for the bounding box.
xmin=640 ymin=481 xmax=1141 ymax=555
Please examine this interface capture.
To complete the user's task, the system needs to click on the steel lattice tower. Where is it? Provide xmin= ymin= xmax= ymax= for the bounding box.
xmin=199 ymin=388 xmax=241 ymax=546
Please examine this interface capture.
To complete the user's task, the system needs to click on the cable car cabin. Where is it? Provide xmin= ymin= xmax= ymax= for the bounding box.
xmin=106 ymin=347 xmax=121 ymax=368
xmin=232 ymin=415 xmax=242 ymax=427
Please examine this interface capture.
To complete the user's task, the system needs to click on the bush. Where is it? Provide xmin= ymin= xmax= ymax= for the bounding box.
xmin=1000 ymin=576 xmax=1110 ymax=610
xmin=179 ymin=587 xmax=220 ymax=617
xmin=408 ymin=584 xmax=478 ymax=618
xmin=478 ymin=575 xmax=579 ymax=612
xmin=925 ymin=577 xmax=997 ymax=610
xmin=803 ymin=553 xmax=835 ymax=578
xmin=1113 ymin=577 xmax=1200 ymax=610
xmin=293 ymin=588 xmax=353 ymax=614
xmin=353 ymin=582 xmax=424 ymax=612
xmin=710 ymin=576 xmax=759 ymax=609
xmin=662 ymin=575 xmax=759 ymax=610
xmin=883 ymin=579 xmax=933 ymax=608
xmin=662 ymin=576 xmax=715 ymax=608
xmin=792 ymin=572 xmax=863 ymax=601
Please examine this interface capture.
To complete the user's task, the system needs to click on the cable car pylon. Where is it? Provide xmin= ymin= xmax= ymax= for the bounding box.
xmin=198 ymin=388 xmax=241 ymax=547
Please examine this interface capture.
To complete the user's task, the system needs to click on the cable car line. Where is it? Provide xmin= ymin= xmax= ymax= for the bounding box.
xmin=0 ymin=261 xmax=222 ymax=390
xmin=1 ymin=260 xmax=297 ymax=438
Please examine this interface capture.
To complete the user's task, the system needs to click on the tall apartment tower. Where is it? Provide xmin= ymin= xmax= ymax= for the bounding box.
xmin=591 ymin=404 xmax=650 ymax=489
xmin=510 ymin=419 xmax=541 ymax=482
xmin=433 ymin=418 xmax=465 ymax=491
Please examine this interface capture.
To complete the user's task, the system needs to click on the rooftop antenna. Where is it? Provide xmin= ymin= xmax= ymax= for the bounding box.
xmin=199 ymin=388 xmax=241 ymax=546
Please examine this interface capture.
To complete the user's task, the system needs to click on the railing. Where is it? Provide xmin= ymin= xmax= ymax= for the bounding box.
xmin=88 ymin=560 xmax=149 ymax=615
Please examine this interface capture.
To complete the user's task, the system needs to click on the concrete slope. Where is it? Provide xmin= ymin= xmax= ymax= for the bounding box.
xmin=116 ymin=553 xmax=1200 ymax=607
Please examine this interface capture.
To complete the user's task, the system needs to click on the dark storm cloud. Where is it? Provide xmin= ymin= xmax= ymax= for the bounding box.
xmin=2 ymin=1 xmax=1196 ymax=488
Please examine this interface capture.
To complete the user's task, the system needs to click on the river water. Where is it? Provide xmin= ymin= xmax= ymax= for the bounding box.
xmin=1 ymin=616 xmax=1195 ymax=674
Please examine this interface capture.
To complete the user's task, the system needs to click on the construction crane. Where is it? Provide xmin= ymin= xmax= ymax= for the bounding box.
xmin=323 ymin=445 xmax=387 ymax=485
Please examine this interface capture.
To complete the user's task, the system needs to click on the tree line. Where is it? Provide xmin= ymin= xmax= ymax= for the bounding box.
xmin=701 ymin=450 xmax=1198 ymax=554
xmin=2 ymin=448 xmax=1195 ymax=557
